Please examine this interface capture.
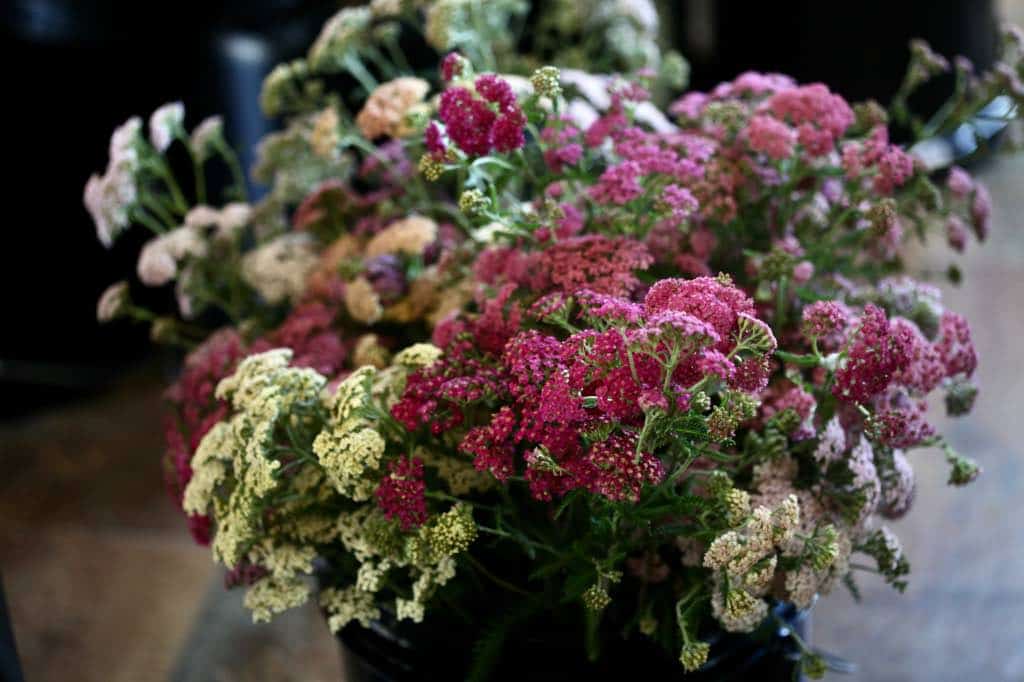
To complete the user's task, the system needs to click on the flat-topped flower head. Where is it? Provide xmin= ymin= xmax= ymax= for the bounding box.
xmin=437 ymin=73 xmax=526 ymax=156
xmin=376 ymin=457 xmax=428 ymax=530
xmin=644 ymin=277 xmax=756 ymax=352
xmin=833 ymin=305 xmax=911 ymax=404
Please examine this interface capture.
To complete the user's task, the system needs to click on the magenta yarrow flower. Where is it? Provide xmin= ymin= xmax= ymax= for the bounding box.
xmin=437 ymin=74 xmax=526 ymax=156
xmin=832 ymin=305 xmax=911 ymax=404
xmin=376 ymin=457 xmax=429 ymax=530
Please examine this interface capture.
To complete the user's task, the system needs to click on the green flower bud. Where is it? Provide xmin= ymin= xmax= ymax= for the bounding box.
xmin=679 ymin=640 xmax=710 ymax=672
xmin=458 ymin=188 xmax=489 ymax=217
xmin=582 ymin=584 xmax=611 ymax=612
xmin=530 ymin=66 xmax=561 ymax=98
xmin=801 ymin=652 xmax=828 ymax=679
xmin=944 ymin=379 xmax=978 ymax=417
xmin=947 ymin=452 xmax=981 ymax=485
xmin=418 ymin=154 xmax=444 ymax=181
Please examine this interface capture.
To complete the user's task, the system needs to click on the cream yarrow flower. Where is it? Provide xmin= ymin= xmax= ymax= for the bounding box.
xmin=182 ymin=421 xmax=235 ymax=515
xmin=249 ymin=540 xmax=316 ymax=580
xmin=408 ymin=503 xmax=477 ymax=567
xmin=313 ymin=424 xmax=386 ymax=500
xmin=365 ymin=215 xmax=438 ymax=258
xmin=712 ymin=585 xmax=768 ymax=633
xmin=356 ymin=559 xmax=393 ymax=593
xmin=320 ymin=585 xmax=381 ymax=633
xmin=240 ymin=233 xmax=318 ymax=305
xmin=396 ymin=597 xmax=426 ymax=623
xmin=330 ymin=365 xmax=377 ymax=422
xmin=310 ymin=106 xmax=341 ymax=159
xmin=393 ymin=343 xmax=443 ymax=370
xmin=582 ymin=584 xmax=612 ymax=612
xmin=245 ymin=578 xmax=310 ymax=623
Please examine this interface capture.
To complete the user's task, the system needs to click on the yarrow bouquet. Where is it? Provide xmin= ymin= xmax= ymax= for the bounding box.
xmin=86 ymin=2 xmax=1021 ymax=677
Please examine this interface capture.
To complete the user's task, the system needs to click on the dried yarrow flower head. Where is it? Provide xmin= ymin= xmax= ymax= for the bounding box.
xmin=356 ymin=77 xmax=431 ymax=140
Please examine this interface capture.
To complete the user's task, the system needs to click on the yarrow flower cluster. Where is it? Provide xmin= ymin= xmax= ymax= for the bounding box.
xmin=85 ymin=4 xmax=1012 ymax=676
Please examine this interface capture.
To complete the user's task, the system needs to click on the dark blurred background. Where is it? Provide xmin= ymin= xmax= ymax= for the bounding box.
xmin=1 ymin=0 xmax=336 ymax=417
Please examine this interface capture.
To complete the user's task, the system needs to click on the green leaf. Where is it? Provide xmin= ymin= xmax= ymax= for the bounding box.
xmin=465 ymin=599 xmax=543 ymax=682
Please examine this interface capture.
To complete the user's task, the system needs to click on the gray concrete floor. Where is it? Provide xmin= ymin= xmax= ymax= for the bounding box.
xmin=813 ymin=154 xmax=1024 ymax=681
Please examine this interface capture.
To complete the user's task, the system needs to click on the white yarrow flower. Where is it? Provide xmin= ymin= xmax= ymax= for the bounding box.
xmin=137 ymin=236 xmax=179 ymax=286
xmin=96 ymin=281 xmax=130 ymax=322
xmin=109 ymin=116 xmax=142 ymax=165
xmin=149 ymin=102 xmax=185 ymax=152
xmin=190 ymin=115 xmax=223 ymax=161
xmin=84 ymin=117 xmax=142 ymax=248
xmin=241 ymin=233 xmax=318 ymax=304
xmin=136 ymin=225 xmax=207 ymax=286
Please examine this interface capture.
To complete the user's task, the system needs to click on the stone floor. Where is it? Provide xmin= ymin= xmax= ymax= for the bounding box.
xmin=0 ymin=369 xmax=344 ymax=681
xmin=812 ymin=153 xmax=1024 ymax=681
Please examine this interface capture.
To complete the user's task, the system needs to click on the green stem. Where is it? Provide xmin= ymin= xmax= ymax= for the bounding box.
xmin=775 ymin=276 xmax=789 ymax=330
xmin=476 ymin=525 xmax=559 ymax=556
xmin=147 ymin=158 xmax=189 ymax=213
xmin=138 ymin=194 xmax=177 ymax=230
xmin=131 ymin=206 xmax=169 ymax=236
xmin=194 ymin=158 xmax=207 ymax=205
xmin=343 ymin=53 xmax=378 ymax=95
xmin=216 ymin=140 xmax=249 ymax=202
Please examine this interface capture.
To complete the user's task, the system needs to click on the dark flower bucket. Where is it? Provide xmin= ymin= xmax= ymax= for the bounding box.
xmin=330 ymin=603 xmax=807 ymax=682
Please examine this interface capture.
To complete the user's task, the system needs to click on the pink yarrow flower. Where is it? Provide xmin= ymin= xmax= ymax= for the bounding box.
xmin=746 ymin=114 xmax=796 ymax=160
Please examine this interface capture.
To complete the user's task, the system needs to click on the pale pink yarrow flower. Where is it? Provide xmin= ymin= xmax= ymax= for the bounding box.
xmin=946 ymin=215 xmax=968 ymax=252
xmin=84 ymin=117 xmax=142 ymax=247
xmin=792 ymin=260 xmax=814 ymax=283
xmin=946 ymin=165 xmax=973 ymax=198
